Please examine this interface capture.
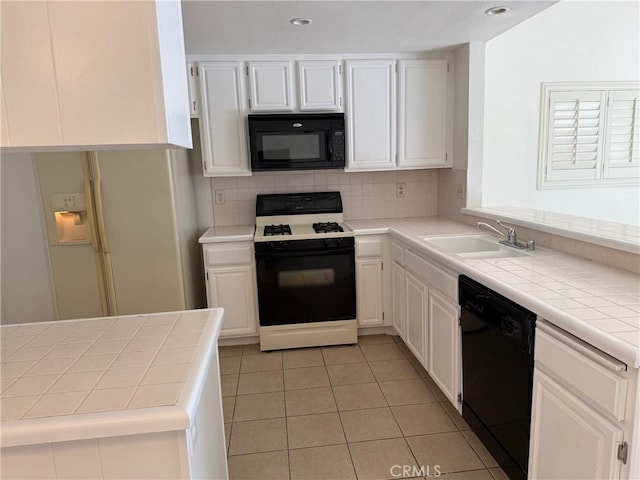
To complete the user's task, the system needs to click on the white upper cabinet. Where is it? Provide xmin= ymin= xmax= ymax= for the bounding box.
xmin=198 ymin=62 xmax=251 ymax=177
xmin=398 ymin=59 xmax=450 ymax=168
xmin=345 ymin=59 xmax=397 ymax=171
xmin=344 ymin=57 xmax=451 ymax=172
xmin=191 ymin=54 xmax=452 ymax=175
xmin=0 ymin=0 xmax=191 ymax=151
xmin=248 ymin=61 xmax=295 ymax=112
xmin=298 ymin=60 xmax=342 ymax=111
xmin=246 ymin=60 xmax=342 ymax=112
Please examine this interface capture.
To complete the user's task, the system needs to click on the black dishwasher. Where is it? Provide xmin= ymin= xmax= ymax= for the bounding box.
xmin=459 ymin=275 xmax=536 ymax=480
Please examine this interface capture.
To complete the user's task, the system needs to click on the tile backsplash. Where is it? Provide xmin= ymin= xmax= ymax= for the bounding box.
xmin=210 ymin=170 xmax=438 ymax=226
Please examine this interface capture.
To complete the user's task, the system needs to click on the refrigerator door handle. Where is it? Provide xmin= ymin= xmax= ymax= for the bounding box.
xmin=83 ymin=154 xmax=101 ymax=254
xmin=89 ymin=152 xmax=110 ymax=254
xmin=87 ymin=152 xmax=118 ymax=316
xmin=83 ymin=154 xmax=110 ymax=316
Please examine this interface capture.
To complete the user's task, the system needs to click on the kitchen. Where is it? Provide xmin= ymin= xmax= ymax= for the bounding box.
xmin=1 ymin=1 xmax=639 ymax=479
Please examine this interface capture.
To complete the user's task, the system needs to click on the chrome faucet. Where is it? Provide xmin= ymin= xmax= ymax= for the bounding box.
xmin=476 ymin=220 xmax=535 ymax=251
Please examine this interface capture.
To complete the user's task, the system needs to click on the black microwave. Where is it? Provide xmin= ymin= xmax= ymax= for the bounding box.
xmin=248 ymin=113 xmax=345 ymax=171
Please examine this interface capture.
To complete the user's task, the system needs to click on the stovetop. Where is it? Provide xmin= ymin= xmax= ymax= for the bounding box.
xmin=254 ymin=192 xmax=353 ymax=242
xmin=254 ymin=217 xmax=353 ymax=242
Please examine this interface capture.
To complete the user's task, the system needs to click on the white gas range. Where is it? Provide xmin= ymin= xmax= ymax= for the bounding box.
xmin=253 ymin=192 xmax=357 ymax=351
xmin=254 ymin=213 xmax=354 ymax=242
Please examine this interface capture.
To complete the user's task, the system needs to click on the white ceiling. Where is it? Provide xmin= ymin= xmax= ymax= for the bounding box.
xmin=181 ymin=1 xmax=557 ymax=55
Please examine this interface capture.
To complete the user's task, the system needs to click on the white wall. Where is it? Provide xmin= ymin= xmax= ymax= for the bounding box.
xmin=465 ymin=41 xmax=486 ymax=208
xmin=482 ymin=1 xmax=640 ymax=225
xmin=1 ymin=154 xmax=57 ymax=323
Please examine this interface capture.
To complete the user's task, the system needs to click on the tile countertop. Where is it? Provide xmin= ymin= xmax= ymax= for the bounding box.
xmin=462 ymin=206 xmax=640 ymax=254
xmin=199 ymin=225 xmax=255 ymax=243
xmin=0 ymin=309 xmax=224 ymax=448
xmin=346 ymin=217 xmax=640 ymax=368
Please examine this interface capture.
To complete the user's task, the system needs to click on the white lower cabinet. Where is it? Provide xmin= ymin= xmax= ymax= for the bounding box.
xmin=356 ymin=258 xmax=384 ymax=327
xmin=530 ymin=369 xmax=624 ymax=480
xmin=427 ymin=288 xmax=460 ymax=405
xmin=390 ymin=240 xmax=460 ymax=409
xmin=404 ymin=270 xmax=428 ymax=365
xmin=203 ymin=242 xmax=258 ymax=338
xmin=355 ymin=236 xmax=388 ymax=328
xmin=391 ymin=262 xmax=405 ymax=337
xmin=529 ymin=322 xmax=635 ymax=480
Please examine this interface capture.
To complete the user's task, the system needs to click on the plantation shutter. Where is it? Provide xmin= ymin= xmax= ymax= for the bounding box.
xmin=603 ymin=89 xmax=640 ymax=179
xmin=543 ymin=90 xmax=606 ymax=184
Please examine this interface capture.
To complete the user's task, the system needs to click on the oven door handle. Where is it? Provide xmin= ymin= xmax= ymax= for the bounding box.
xmin=256 ymin=247 xmax=355 ymax=259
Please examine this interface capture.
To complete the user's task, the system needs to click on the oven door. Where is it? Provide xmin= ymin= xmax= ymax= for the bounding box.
xmin=255 ymin=242 xmax=356 ymax=326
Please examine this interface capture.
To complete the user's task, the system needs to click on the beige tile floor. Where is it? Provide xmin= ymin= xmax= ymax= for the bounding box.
xmin=219 ymin=334 xmax=509 ymax=480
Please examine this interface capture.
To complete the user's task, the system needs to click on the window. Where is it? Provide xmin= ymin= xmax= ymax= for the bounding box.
xmin=538 ymin=82 xmax=639 ymax=188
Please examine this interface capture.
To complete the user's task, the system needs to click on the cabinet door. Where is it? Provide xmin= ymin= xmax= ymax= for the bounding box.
xmin=198 ymin=62 xmax=250 ymax=177
xmin=345 ymin=59 xmax=397 ymax=171
xmin=398 ymin=59 xmax=449 ymax=168
xmin=428 ymin=289 xmax=460 ymax=406
xmin=529 ymin=368 xmax=624 ymax=480
xmin=2 ymin=1 xmax=190 ymax=150
xmin=0 ymin=1 xmax=61 ymax=147
xmin=404 ymin=270 xmax=427 ymax=365
xmin=248 ymin=61 xmax=294 ymax=111
xmin=206 ymin=265 xmax=258 ymax=338
xmin=298 ymin=60 xmax=342 ymax=111
xmin=356 ymin=258 xmax=384 ymax=327
xmin=391 ymin=263 xmax=405 ymax=337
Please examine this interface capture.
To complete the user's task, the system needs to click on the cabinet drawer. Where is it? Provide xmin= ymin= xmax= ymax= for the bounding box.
xmin=404 ymin=250 xmax=457 ymax=300
xmin=535 ymin=324 xmax=628 ymax=421
xmin=391 ymin=242 xmax=404 ymax=265
xmin=428 ymin=262 xmax=458 ymax=301
xmin=356 ymin=237 xmax=383 ymax=258
xmin=204 ymin=243 xmax=253 ymax=266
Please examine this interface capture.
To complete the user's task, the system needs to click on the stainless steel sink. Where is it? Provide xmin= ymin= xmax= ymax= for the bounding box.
xmin=419 ymin=234 xmax=528 ymax=258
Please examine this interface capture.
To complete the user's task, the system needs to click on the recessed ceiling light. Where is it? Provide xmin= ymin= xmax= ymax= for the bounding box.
xmin=485 ymin=6 xmax=510 ymax=15
xmin=290 ymin=18 xmax=312 ymax=26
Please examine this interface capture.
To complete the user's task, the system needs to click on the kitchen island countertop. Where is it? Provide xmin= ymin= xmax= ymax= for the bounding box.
xmin=0 ymin=309 xmax=224 ymax=448
xmin=346 ymin=217 xmax=640 ymax=367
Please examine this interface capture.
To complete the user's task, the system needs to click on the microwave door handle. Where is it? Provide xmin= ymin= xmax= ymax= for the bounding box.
xmin=328 ymin=139 xmax=333 ymax=161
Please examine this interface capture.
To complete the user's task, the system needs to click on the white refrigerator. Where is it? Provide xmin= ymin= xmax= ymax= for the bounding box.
xmin=36 ymin=149 xmax=203 ymax=320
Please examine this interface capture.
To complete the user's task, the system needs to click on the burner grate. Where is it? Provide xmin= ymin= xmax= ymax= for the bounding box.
xmin=313 ymin=222 xmax=344 ymax=234
xmin=264 ymin=224 xmax=292 ymax=236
